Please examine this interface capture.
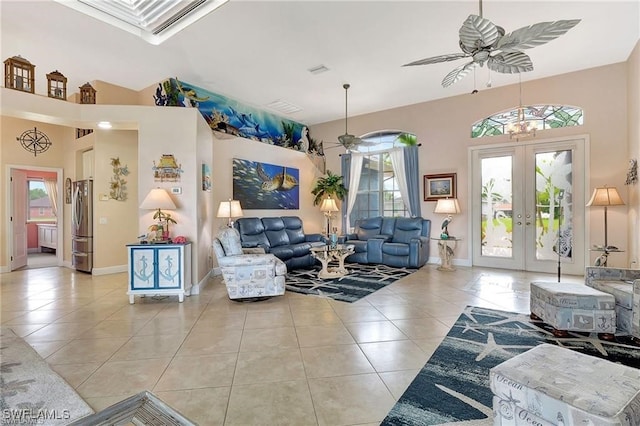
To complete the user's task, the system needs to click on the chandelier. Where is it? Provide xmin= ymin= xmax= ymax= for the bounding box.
xmin=507 ymin=77 xmax=537 ymax=140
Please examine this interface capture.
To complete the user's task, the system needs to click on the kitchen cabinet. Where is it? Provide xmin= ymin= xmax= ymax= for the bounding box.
xmin=37 ymin=223 xmax=57 ymax=250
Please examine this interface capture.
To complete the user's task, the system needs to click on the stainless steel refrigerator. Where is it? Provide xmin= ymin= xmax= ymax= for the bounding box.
xmin=72 ymin=179 xmax=93 ymax=273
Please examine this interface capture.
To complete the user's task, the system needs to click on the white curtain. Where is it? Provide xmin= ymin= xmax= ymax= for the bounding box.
xmin=389 ymin=148 xmax=411 ymax=214
xmin=345 ymin=154 xmax=363 ymax=232
xmin=44 ymin=179 xmax=58 ymax=217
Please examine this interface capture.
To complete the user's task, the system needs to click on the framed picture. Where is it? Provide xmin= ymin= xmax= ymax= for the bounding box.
xmin=202 ymin=163 xmax=211 ymax=192
xmin=65 ymin=178 xmax=72 ymax=204
xmin=424 ymin=173 xmax=456 ymax=201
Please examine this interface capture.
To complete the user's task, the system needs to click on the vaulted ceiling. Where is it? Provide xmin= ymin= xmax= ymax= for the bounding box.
xmin=2 ymin=1 xmax=639 ymax=125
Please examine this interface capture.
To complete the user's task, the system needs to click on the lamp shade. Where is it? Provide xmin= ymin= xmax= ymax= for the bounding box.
xmin=320 ymin=197 xmax=339 ymax=213
xmin=217 ymin=200 xmax=243 ymax=219
xmin=434 ymin=198 xmax=461 ymax=215
xmin=139 ymin=188 xmax=176 ymax=210
xmin=586 ymin=186 xmax=625 ymax=207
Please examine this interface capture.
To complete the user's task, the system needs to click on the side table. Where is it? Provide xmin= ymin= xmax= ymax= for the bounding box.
xmin=590 ymin=246 xmax=624 ymax=267
xmin=431 ymin=237 xmax=460 ymax=271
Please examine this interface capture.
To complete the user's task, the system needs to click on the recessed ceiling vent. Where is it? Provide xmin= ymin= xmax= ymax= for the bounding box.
xmin=308 ymin=65 xmax=330 ymax=75
xmin=55 ymin=0 xmax=229 ymax=45
xmin=266 ymin=100 xmax=302 ymax=115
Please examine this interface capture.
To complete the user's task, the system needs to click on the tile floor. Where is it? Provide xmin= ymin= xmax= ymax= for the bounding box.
xmin=1 ymin=265 xmax=583 ymax=425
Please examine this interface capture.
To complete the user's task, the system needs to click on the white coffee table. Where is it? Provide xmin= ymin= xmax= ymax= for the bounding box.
xmin=310 ymin=244 xmax=355 ymax=279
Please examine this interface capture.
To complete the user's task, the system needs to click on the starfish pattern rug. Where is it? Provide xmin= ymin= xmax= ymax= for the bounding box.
xmin=381 ymin=306 xmax=640 ymax=426
xmin=285 ymin=263 xmax=417 ymax=303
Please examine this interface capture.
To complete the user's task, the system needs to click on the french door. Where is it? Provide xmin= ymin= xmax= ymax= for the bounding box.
xmin=471 ymin=139 xmax=586 ymax=274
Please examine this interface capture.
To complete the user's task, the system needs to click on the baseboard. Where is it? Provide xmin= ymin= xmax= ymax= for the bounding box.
xmin=0 ymin=265 xmax=9 ymax=273
xmin=190 ymin=273 xmax=213 ymax=295
xmin=92 ymin=264 xmax=127 ymax=275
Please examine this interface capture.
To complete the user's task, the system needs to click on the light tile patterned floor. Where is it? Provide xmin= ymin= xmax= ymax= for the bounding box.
xmin=1 ymin=265 xmax=582 ymax=425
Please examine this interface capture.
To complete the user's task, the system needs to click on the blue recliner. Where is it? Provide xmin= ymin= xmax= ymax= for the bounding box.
xmin=234 ymin=216 xmax=325 ymax=270
xmin=340 ymin=217 xmax=431 ymax=268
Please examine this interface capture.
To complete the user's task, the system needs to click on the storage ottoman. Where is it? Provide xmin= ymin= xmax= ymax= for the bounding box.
xmin=490 ymin=344 xmax=640 ymax=426
xmin=530 ymin=281 xmax=616 ymax=335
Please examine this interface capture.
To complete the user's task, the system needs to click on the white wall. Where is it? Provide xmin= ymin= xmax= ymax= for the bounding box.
xmin=211 ymin=133 xmax=326 ymax=237
xmin=0 ymin=89 xmax=215 ymax=284
xmin=311 ymin=62 xmax=632 ymax=268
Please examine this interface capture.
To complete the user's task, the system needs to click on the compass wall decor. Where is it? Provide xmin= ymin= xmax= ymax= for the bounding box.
xmin=17 ymin=127 xmax=52 ymax=156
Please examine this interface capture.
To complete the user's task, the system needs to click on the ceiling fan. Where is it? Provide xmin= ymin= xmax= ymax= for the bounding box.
xmin=334 ymin=83 xmax=374 ymax=150
xmin=403 ymin=0 xmax=581 ymax=88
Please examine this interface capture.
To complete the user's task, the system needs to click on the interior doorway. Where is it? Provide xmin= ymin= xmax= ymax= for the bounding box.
xmin=7 ymin=165 xmax=64 ymax=270
xmin=470 ymin=138 xmax=588 ymax=275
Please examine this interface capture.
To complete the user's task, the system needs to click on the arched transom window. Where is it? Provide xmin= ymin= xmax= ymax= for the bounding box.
xmin=471 ymin=105 xmax=584 ymax=139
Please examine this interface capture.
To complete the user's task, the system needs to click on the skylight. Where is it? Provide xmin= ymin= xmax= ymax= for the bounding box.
xmin=55 ymin=0 xmax=229 ymax=45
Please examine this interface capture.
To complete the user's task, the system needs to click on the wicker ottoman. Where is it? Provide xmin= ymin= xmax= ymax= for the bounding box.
xmin=530 ymin=281 xmax=616 ymax=337
xmin=490 ymin=344 xmax=640 ymax=426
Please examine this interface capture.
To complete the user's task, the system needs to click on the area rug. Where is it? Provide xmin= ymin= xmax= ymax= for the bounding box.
xmin=285 ymin=263 xmax=416 ymax=303
xmin=381 ymin=306 xmax=640 ymax=426
xmin=0 ymin=327 xmax=94 ymax=425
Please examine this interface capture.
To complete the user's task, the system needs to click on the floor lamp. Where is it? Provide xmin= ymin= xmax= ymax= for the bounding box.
xmin=586 ymin=186 xmax=625 ymax=249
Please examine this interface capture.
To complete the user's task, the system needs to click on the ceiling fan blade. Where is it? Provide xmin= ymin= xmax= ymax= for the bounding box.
xmin=496 ymin=19 xmax=581 ymax=52
xmin=488 ymin=52 xmax=533 ymax=74
xmin=442 ymin=61 xmax=478 ymax=87
xmin=403 ymin=52 xmax=469 ymax=67
xmin=459 ymin=15 xmax=501 ymax=52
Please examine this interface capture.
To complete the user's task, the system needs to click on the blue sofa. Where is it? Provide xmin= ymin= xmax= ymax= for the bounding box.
xmin=339 ymin=216 xmax=431 ymax=268
xmin=234 ymin=216 xmax=325 ymax=270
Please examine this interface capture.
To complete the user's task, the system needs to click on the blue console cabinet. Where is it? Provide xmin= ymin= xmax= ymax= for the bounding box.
xmin=126 ymin=242 xmax=192 ymax=304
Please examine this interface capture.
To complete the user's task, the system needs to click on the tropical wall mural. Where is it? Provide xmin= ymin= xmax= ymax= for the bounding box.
xmin=154 ymin=78 xmax=324 ymax=157
xmin=233 ymin=158 xmax=299 ymax=210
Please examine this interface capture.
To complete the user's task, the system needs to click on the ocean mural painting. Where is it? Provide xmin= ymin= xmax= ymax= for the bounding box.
xmin=154 ymin=78 xmax=324 ymax=155
xmin=233 ymin=158 xmax=299 ymax=210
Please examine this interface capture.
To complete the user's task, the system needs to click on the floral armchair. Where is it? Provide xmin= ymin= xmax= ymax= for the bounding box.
xmin=212 ymin=227 xmax=287 ymax=300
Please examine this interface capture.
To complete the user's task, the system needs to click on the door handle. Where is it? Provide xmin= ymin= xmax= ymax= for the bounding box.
xmin=74 ymin=238 xmax=89 ymax=242
xmin=73 ymin=252 xmax=88 ymax=257
xmin=517 ymin=221 xmax=522 ymax=225
xmin=526 ymin=222 xmax=532 ymax=225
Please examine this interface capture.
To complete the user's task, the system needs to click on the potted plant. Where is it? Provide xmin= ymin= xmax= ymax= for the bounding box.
xmin=311 ymin=170 xmax=348 ymax=206
xmin=154 ymin=210 xmax=177 ymax=240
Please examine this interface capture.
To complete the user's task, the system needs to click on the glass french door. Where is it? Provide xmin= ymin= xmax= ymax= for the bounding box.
xmin=471 ymin=139 xmax=586 ymax=274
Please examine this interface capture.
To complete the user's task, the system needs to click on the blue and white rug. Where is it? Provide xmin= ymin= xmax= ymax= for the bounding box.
xmin=381 ymin=306 xmax=640 ymax=426
xmin=285 ymin=263 xmax=416 ymax=303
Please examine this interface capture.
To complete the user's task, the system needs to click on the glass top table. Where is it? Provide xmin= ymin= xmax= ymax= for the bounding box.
xmin=309 ymin=244 xmax=355 ymax=279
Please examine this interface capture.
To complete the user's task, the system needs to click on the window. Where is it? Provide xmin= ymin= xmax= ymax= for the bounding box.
xmin=471 ymin=105 xmax=584 ymax=138
xmin=27 ymin=180 xmax=54 ymax=221
xmin=349 ymin=131 xmax=412 ymax=222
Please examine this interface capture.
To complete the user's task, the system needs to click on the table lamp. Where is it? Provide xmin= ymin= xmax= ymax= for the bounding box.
xmin=320 ymin=196 xmax=339 ymax=236
xmin=217 ymin=199 xmax=243 ymax=227
xmin=434 ymin=198 xmax=461 ymax=238
xmin=586 ymin=186 xmax=624 ymax=248
xmin=140 ymin=188 xmax=177 ymax=240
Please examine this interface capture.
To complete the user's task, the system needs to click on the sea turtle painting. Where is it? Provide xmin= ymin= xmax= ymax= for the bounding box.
xmin=257 ymin=164 xmax=298 ymax=191
xmin=233 ymin=159 xmax=300 ymax=209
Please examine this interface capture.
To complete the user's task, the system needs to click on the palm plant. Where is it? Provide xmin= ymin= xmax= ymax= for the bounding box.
xmin=311 ymin=170 xmax=348 ymax=206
